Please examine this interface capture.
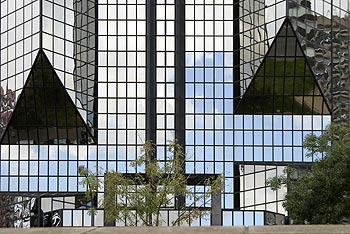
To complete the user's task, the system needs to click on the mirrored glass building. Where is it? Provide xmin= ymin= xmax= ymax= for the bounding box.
xmin=0 ymin=0 xmax=348 ymax=227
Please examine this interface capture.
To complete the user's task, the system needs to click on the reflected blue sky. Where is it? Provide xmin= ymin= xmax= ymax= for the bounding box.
xmin=0 ymin=0 xmax=342 ymax=227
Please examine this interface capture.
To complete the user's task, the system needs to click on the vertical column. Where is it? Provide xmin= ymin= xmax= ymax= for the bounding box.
xmin=175 ymin=1 xmax=185 ymax=147
xmin=37 ymin=196 xmax=42 ymax=227
xmin=175 ymin=0 xmax=185 ymax=209
xmin=104 ymin=177 xmax=115 ymax=226
xmin=233 ymin=1 xmax=241 ymax=212
xmin=211 ymin=190 xmax=222 ymax=225
xmin=233 ymin=0 xmax=240 ymax=107
xmin=146 ymin=0 xmax=157 ymax=145
xmin=234 ymin=164 xmax=240 ymax=209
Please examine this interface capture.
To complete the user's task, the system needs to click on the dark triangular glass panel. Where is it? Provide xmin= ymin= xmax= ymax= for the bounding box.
xmin=235 ymin=19 xmax=331 ymax=115
xmin=0 ymin=50 xmax=95 ymax=144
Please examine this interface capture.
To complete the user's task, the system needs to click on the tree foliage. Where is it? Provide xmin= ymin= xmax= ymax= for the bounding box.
xmin=267 ymin=123 xmax=350 ymax=224
xmin=79 ymin=139 xmax=223 ymax=226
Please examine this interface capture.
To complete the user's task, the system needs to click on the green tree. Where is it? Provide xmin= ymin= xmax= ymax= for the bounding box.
xmin=267 ymin=123 xmax=350 ymax=224
xmin=79 ymin=139 xmax=223 ymax=226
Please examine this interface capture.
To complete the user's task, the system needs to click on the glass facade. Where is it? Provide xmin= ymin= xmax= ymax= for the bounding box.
xmin=0 ymin=51 xmax=95 ymax=145
xmin=236 ymin=19 xmax=330 ymax=115
xmin=0 ymin=0 xmax=348 ymax=228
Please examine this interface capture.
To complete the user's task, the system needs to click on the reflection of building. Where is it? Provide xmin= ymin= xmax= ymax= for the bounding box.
xmin=234 ymin=0 xmax=348 ymax=224
xmin=239 ymin=0 xmax=269 ymax=93
xmin=0 ymin=87 xmax=15 ymax=136
xmin=73 ymin=0 xmax=97 ymax=134
xmin=0 ymin=0 xmax=349 ymax=228
xmin=289 ymin=10 xmax=350 ymax=121
xmin=0 ymin=194 xmax=91 ymax=227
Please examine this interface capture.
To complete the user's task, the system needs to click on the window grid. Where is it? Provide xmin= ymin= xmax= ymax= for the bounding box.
xmin=0 ymin=0 xmax=348 ymax=228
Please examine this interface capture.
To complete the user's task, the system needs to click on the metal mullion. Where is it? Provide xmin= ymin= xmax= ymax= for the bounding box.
xmin=163 ymin=3 xmax=167 ymax=158
xmin=42 ymin=37 xmax=51 ymax=143
xmin=280 ymin=31 xmax=289 ymax=164
xmin=21 ymin=84 xmax=31 ymax=189
xmin=233 ymin=0 xmax=240 ymax=111
xmin=212 ymin=2 xmax=216 ymax=169
xmin=212 ymin=2 xmax=217 ymax=170
xmin=203 ymin=4 xmax=208 ymax=173
xmin=191 ymin=5 xmax=199 ymax=172
xmin=12 ymin=2 xmax=22 ymax=144
xmin=132 ymin=1 xmax=139 ymax=167
xmin=70 ymin=209 xmax=73 ymax=227
xmin=146 ymin=0 xmax=157 ymax=148
xmin=54 ymin=83 xmax=60 ymax=143
xmin=31 ymin=54 xmax=41 ymax=145
xmin=113 ymin=3 xmax=119 ymax=173
xmin=281 ymin=32 xmax=288 ymax=116
xmin=174 ymin=0 xmax=185 ymax=209
xmin=125 ymin=3 xmax=130 ymax=169
xmin=291 ymin=35 xmax=297 ymax=161
xmin=292 ymin=32 xmax=298 ymax=115
xmin=106 ymin=2 xmax=110 ymax=169
xmin=16 ymin=0 xmax=30 ymax=146
xmin=330 ymin=0 xmax=334 ymax=120
xmin=311 ymin=63 xmax=316 ymax=118
xmin=271 ymin=31 xmax=278 ymax=116
xmin=271 ymin=23 xmax=278 ymax=164
xmin=264 ymin=166 xmax=268 ymax=212
xmin=75 ymin=0 xmax=82 ymax=144
xmin=301 ymin=47 xmax=307 ymax=121
xmin=39 ymin=0 xmax=42 ymax=49
xmin=93 ymin=0 xmax=98 ymax=143
xmin=19 ymin=70 xmax=30 ymax=146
